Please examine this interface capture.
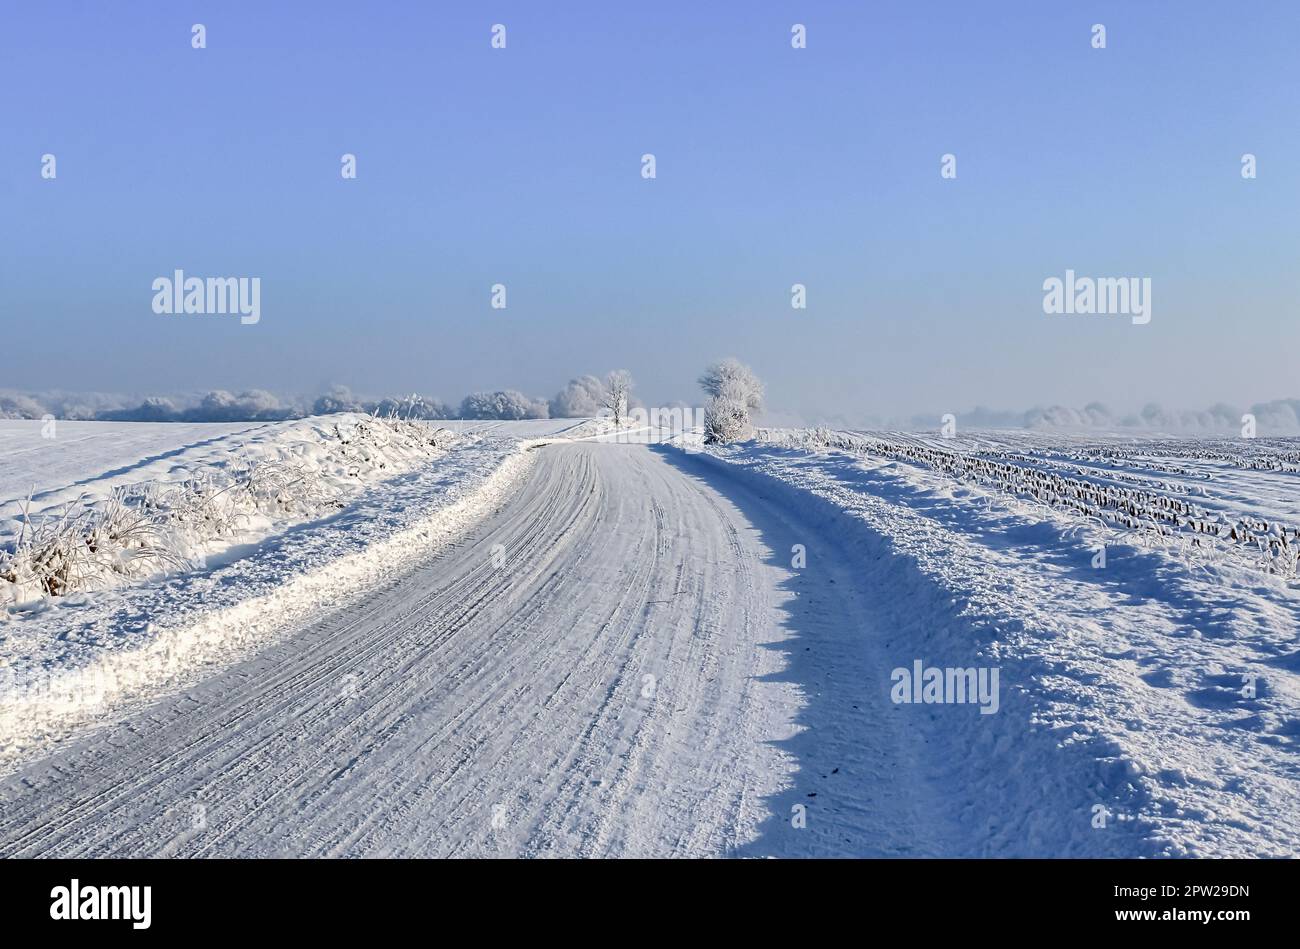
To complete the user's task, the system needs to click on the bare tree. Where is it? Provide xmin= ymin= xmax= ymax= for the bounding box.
xmin=602 ymin=370 xmax=633 ymax=426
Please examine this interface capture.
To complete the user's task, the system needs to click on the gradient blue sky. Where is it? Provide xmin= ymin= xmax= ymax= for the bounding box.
xmin=2 ymin=1 xmax=1297 ymax=421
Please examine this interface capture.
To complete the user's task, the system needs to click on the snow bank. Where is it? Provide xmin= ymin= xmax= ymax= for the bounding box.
xmin=691 ymin=433 xmax=1300 ymax=857
xmin=0 ymin=416 xmax=452 ymax=604
xmin=0 ymin=418 xmax=584 ymax=768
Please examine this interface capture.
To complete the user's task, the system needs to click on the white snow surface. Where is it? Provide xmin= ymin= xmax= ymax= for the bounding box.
xmin=1 ymin=440 xmax=802 ymax=856
xmin=0 ymin=423 xmax=1296 ymax=857
xmin=704 ymin=430 xmax=1300 ymax=857
xmin=0 ymin=419 xmax=265 ymax=504
xmin=0 ymin=416 xmax=590 ymax=766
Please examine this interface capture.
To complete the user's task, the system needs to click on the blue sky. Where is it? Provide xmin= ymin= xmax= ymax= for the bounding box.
xmin=2 ymin=1 xmax=1297 ymax=421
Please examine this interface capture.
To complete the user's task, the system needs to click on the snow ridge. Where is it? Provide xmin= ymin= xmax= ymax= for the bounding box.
xmin=0 ymin=423 xmax=552 ymax=769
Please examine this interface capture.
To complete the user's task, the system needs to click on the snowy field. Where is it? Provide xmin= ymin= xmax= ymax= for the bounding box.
xmin=706 ymin=429 xmax=1300 ymax=856
xmin=0 ymin=420 xmax=267 ymax=504
xmin=0 ymin=421 xmax=1297 ymax=857
xmin=0 ymin=417 xmax=589 ymax=764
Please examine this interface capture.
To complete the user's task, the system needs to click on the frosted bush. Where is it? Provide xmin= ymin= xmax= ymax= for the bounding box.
xmin=700 ymin=359 xmax=763 ymax=444
xmin=0 ymin=416 xmax=452 ymax=604
xmin=703 ymin=396 xmax=752 ymax=445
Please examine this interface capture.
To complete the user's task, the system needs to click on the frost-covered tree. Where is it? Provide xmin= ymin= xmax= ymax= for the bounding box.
xmin=131 ymin=396 xmax=180 ymax=422
xmin=549 ymin=375 xmax=605 ymax=418
xmin=186 ymin=389 xmax=292 ymax=422
xmin=95 ymin=396 xmax=180 ymax=422
xmin=0 ymin=392 xmax=50 ymax=419
xmin=372 ymin=393 xmax=452 ymax=420
xmin=602 ymin=370 xmax=633 ymax=426
xmin=699 ymin=359 xmax=763 ymax=444
xmin=312 ymin=385 xmax=363 ymax=416
xmin=699 ymin=359 xmax=763 ymax=413
xmin=459 ymin=390 xmax=550 ymax=420
xmin=702 ymin=395 xmax=751 ymax=444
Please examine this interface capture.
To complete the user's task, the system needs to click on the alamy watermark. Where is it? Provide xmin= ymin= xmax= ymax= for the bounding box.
xmin=610 ymin=406 xmax=706 ymax=450
xmin=890 ymin=659 xmax=1000 ymax=715
xmin=1042 ymin=269 xmax=1150 ymax=325
xmin=50 ymin=880 xmax=151 ymax=930
xmin=152 ymin=270 xmax=260 ymax=325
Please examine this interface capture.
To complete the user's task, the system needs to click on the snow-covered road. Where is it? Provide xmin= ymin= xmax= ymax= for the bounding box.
xmin=11 ymin=435 xmax=1258 ymax=858
xmin=0 ymin=441 xmax=891 ymax=857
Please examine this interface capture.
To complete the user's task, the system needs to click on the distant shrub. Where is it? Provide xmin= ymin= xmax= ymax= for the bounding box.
xmin=699 ymin=359 xmax=763 ymax=444
xmin=458 ymin=391 xmax=549 ymax=420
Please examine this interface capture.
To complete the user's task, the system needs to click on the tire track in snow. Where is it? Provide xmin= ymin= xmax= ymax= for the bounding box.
xmin=0 ymin=441 xmax=970 ymax=857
